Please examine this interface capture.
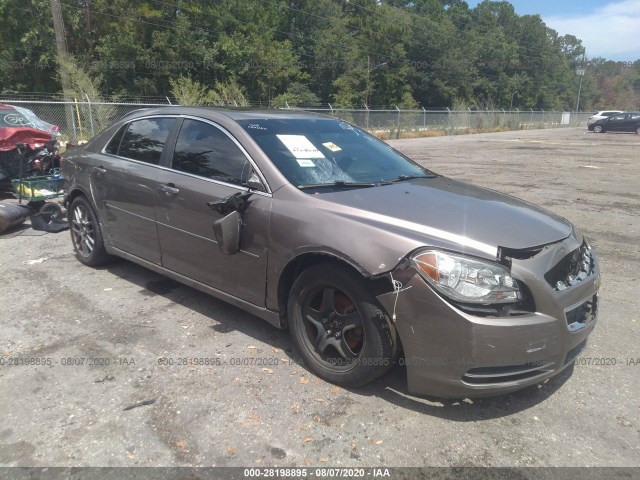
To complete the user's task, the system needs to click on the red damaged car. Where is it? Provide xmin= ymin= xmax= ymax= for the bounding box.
xmin=0 ymin=104 xmax=61 ymax=185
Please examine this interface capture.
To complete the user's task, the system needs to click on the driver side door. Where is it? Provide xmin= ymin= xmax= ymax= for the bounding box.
xmin=155 ymin=118 xmax=272 ymax=306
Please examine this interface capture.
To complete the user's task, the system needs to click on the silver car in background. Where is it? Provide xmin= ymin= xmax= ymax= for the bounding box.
xmin=587 ymin=110 xmax=623 ymax=125
xmin=62 ymin=108 xmax=600 ymax=398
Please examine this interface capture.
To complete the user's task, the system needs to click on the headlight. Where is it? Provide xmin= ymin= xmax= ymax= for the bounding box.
xmin=411 ymin=250 xmax=521 ymax=304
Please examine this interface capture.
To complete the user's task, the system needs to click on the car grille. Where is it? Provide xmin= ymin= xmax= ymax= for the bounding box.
xmin=462 ymin=361 xmax=554 ymax=385
xmin=544 ymin=241 xmax=595 ymax=291
xmin=564 ymin=295 xmax=598 ymax=332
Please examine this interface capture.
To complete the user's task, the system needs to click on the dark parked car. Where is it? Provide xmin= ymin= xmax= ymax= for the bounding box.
xmin=62 ymin=108 xmax=600 ymax=398
xmin=587 ymin=112 xmax=640 ymax=133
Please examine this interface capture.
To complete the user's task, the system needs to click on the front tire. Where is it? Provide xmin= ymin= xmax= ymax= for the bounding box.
xmin=69 ymin=196 xmax=111 ymax=266
xmin=636 ymin=126 xmax=640 ymax=135
xmin=593 ymin=125 xmax=603 ymax=133
xmin=287 ymin=263 xmax=396 ymax=387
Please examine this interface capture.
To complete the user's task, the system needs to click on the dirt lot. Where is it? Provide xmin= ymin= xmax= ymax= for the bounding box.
xmin=0 ymin=127 xmax=638 ymax=468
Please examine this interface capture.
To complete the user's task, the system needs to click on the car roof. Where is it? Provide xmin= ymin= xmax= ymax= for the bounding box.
xmin=120 ymin=106 xmax=329 ymax=123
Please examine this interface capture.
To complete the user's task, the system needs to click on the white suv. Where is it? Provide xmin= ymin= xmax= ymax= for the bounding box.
xmin=588 ymin=110 xmax=623 ymax=125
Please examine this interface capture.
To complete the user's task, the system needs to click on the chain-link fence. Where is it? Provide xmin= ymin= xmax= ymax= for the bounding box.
xmin=0 ymin=99 xmax=592 ymax=143
xmin=297 ymin=108 xmax=591 ymax=138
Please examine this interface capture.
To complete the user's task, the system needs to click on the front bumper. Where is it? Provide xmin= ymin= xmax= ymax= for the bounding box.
xmin=377 ymin=233 xmax=600 ymax=398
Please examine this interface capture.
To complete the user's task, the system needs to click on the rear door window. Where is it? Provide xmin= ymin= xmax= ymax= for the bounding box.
xmin=118 ymin=117 xmax=176 ymax=165
xmin=171 ymin=119 xmax=250 ymax=185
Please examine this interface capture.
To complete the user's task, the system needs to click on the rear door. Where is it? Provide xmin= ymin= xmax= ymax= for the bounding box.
xmin=91 ymin=116 xmax=177 ymax=264
xmin=155 ymin=117 xmax=272 ymax=306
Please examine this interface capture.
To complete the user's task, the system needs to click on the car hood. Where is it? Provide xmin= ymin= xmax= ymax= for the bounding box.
xmin=312 ymin=176 xmax=573 ymax=258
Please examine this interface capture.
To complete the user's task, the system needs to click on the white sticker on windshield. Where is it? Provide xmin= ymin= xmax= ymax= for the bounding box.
xmin=296 ymin=159 xmax=316 ymax=167
xmin=277 ymin=135 xmax=325 ymax=159
xmin=322 ymin=141 xmax=342 ymax=152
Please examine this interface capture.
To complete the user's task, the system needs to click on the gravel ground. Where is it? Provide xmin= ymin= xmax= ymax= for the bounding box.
xmin=0 ymin=127 xmax=638 ymax=468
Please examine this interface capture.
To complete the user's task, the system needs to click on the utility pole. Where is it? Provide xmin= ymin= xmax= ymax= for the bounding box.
xmin=83 ymin=0 xmax=92 ymax=48
xmin=50 ymin=0 xmax=71 ymax=93
xmin=49 ymin=0 xmax=76 ymax=134
xmin=575 ymin=51 xmax=586 ymax=112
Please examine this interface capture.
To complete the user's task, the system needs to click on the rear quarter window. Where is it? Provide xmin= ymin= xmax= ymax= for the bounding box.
xmin=104 ymin=124 xmax=127 ymax=154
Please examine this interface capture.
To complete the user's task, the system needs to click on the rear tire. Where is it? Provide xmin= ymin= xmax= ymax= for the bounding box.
xmin=69 ymin=196 xmax=111 ymax=266
xmin=287 ymin=263 xmax=396 ymax=387
xmin=636 ymin=126 xmax=640 ymax=135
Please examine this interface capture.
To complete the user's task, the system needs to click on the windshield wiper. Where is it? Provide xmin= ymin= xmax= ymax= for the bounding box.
xmin=297 ymin=180 xmax=380 ymax=190
xmin=387 ymin=173 xmax=436 ymax=183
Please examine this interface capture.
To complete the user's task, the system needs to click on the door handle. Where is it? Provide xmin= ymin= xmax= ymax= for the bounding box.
xmin=159 ymin=183 xmax=180 ymax=195
xmin=94 ymin=166 xmax=107 ymax=176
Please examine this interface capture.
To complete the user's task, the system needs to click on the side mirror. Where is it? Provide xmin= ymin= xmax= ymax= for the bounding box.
xmin=212 ymin=210 xmax=242 ymax=255
xmin=207 ymin=192 xmax=253 ymax=255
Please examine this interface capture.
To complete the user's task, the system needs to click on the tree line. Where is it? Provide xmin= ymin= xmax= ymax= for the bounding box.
xmin=1 ymin=0 xmax=638 ymax=110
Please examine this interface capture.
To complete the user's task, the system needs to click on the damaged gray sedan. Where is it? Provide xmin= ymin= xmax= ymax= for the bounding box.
xmin=62 ymin=108 xmax=600 ymax=397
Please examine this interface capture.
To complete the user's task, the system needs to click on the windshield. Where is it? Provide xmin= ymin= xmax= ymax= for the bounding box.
xmin=238 ymin=118 xmax=432 ymax=188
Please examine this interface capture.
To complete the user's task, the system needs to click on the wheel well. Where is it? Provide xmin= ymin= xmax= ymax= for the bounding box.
xmin=277 ymin=253 xmax=394 ymax=327
xmin=64 ymin=188 xmax=86 ymax=209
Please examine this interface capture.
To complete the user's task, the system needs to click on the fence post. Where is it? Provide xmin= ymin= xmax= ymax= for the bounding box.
xmin=422 ymin=106 xmax=426 ymax=128
xmin=446 ymin=107 xmax=451 ymax=131
xmin=364 ymin=103 xmax=369 ymax=129
xmin=328 ymin=103 xmax=334 ymax=116
xmin=85 ymin=94 xmax=95 ymax=137
xmin=166 ymin=96 xmax=172 ymax=105
xmin=395 ymin=105 xmax=401 ymax=139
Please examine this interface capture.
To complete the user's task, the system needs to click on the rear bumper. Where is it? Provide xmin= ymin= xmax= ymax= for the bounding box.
xmin=377 ymin=235 xmax=600 ymax=398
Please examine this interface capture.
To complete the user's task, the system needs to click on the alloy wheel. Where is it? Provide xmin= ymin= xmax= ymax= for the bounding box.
xmin=70 ymin=203 xmax=95 ymax=257
xmin=300 ymin=283 xmax=365 ymax=369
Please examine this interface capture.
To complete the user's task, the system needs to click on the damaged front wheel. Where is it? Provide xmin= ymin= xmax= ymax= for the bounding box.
xmin=287 ymin=264 xmax=396 ymax=387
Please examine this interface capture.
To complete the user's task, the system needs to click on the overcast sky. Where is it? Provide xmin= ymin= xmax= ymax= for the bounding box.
xmin=467 ymin=0 xmax=640 ymax=61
